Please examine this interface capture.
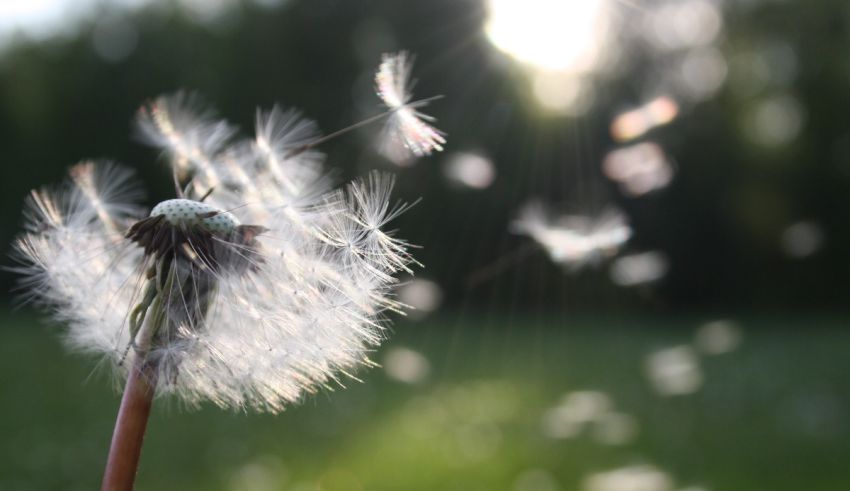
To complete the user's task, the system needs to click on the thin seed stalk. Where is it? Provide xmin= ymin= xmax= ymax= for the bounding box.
xmin=101 ymin=264 xmax=174 ymax=491
xmin=101 ymin=352 xmax=157 ymax=491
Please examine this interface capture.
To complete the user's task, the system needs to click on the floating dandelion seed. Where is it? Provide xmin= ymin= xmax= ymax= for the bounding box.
xmin=375 ymin=51 xmax=446 ymax=162
xmin=511 ymin=201 xmax=631 ymax=271
xmin=13 ymin=80 xmax=441 ymax=487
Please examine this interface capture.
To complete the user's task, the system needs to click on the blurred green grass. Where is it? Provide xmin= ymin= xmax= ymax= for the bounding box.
xmin=1 ymin=312 xmax=848 ymax=491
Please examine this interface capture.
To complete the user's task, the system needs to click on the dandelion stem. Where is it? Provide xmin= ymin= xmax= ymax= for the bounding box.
xmin=102 ymin=284 xmax=163 ymax=491
xmin=101 ymin=357 xmax=157 ymax=491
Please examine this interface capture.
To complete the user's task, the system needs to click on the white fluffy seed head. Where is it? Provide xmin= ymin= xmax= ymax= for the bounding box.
xmin=13 ymin=90 xmax=432 ymax=413
xmin=151 ymin=198 xmax=239 ymax=234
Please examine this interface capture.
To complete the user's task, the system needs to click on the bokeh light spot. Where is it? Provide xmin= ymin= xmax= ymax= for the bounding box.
xmin=644 ymin=345 xmax=703 ymax=396
xmin=745 ymin=94 xmax=806 ymax=147
xmin=443 ymin=152 xmax=496 ymax=189
xmin=610 ymin=251 xmax=669 ymax=287
xmin=397 ymin=278 xmax=444 ymax=319
xmin=383 ymin=347 xmax=431 ymax=384
xmin=583 ymin=465 xmax=674 ymax=491
xmin=603 ymin=143 xmax=674 ymax=197
xmin=610 ymin=97 xmax=679 ymax=142
xmin=780 ymin=221 xmax=824 ymax=258
xmin=695 ymin=320 xmax=742 ymax=355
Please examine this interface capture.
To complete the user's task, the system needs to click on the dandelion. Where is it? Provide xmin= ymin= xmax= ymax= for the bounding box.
xmin=12 ymin=73 xmax=442 ymax=487
xmin=375 ymin=51 xmax=446 ymax=162
xmin=511 ymin=201 xmax=632 ymax=271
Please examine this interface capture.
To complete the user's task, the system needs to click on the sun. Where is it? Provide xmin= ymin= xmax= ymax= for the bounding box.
xmin=485 ymin=0 xmax=611 ymax=74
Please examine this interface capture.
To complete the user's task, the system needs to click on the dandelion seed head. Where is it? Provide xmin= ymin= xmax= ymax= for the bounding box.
xmin=150 ymin=198 xmax=239 ymax=233
xmin=14 ymin=91 xmax=429 ymax=413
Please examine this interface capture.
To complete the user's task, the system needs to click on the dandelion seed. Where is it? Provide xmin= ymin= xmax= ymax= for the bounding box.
xmin=252 ymin=106 xmax=325 ymax=199
xmin=511 ymin=201 xmax=631 ymax=271
xmin=375 ymin=51 xmax=446 ymax=162
xmin=135 ymin=91 xmax=237 ymax=197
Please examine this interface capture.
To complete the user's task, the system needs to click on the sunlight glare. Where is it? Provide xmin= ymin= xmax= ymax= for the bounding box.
xmin=485 ymin=0 xmax=615 ymax=114
xmin=486 ymin=0 xmax=610 ymax=73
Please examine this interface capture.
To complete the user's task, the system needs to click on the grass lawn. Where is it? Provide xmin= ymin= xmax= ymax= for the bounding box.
xmin=1 ymin=312 xmax=848 ymax=490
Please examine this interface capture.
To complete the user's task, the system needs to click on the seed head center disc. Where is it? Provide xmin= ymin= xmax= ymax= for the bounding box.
xmin=150 ymin=198 xmax=239 ymax=234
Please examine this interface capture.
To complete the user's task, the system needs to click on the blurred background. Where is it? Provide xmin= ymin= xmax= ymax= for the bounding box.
xmin=1 ymin=0 xmax=849 ymax=490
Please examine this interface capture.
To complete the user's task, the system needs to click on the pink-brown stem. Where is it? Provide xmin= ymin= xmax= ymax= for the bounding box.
xmin=101 ymin=360 xmax=157 ymax=491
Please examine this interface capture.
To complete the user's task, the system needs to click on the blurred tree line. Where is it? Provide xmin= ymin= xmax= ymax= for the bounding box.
xmin=1 ymin=0 xmax=849 ymax=313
